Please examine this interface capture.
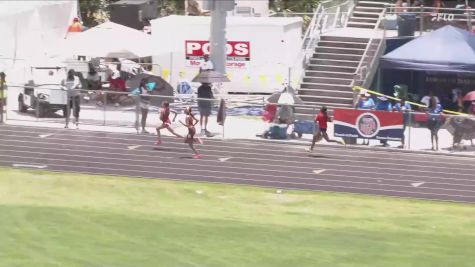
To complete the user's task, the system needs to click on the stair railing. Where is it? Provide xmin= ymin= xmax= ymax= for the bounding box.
xmin=351 ymin=6 xmax=388 ymax=104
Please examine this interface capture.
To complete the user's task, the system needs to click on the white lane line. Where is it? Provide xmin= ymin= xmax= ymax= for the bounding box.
xmin=313 ymin=169 xmax=326 ymax=174
xmin=218 ymin=157 xmax=231 ymax=162
xmin=1 ymin=143 xmax=475 ymax=187
xmin=38 ymin=133 xmax=55 ymax=138
xmin=1 ymin=127 xmax=473 ymax=165
xmin=12 ymin=163 xmax=48 ymax=169
xmin=411 ymin=182 xmax=426 ymax=188
xmin=1 ymin=158 xmax=474 ymax=201
xmin=1 ymin=135 xmax=473 ymax=177
xmin=2 ymin=152 xmax=475 ymax=195
xmin=127 ymin=145 xmax=142 ymax=150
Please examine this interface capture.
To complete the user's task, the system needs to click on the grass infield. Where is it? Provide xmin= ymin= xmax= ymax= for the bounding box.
xmin=0 ymin=168 xmax=474 ymax=267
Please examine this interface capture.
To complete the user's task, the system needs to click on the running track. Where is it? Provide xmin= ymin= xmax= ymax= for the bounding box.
xmin=0 ymin=124 xmax=474 ymax=203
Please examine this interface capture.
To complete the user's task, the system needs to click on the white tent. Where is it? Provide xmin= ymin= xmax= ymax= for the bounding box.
xmin=0 ymin=0 xmax=77 ymax=72
xmin=59 ymin=21 xmax=154 ymax=59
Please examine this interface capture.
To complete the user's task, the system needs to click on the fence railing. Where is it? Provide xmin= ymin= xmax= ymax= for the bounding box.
xmin=3 ymin=85 xmax=474 ymax=153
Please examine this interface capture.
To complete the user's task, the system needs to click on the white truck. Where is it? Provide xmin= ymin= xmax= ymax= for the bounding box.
xmin=18 ymin=66 xmax=69 ymax=118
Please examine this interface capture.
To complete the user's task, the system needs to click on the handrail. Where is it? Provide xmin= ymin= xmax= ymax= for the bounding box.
xmin=351 ymin=6 xmax=387 ymax=88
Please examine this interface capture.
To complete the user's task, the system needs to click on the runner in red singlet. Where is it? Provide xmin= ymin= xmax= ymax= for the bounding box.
xmin=155 ymin=101 xmax=182 ymax=145
xmin=180 ymin=107 xmax=203 ymax=158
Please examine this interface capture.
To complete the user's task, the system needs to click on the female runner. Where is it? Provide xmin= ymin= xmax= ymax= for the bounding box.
xmin=156 ymin=101 xmax=182 ymax=145
xmin=180 ymin=107 xmax=203 ymax=158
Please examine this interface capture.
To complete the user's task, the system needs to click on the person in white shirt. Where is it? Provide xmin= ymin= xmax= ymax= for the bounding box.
xmin=199 ymin=54 xmax=214 ymax=72
xmin=420 ymin=91 xmax=440 ymax=107
xmin=61 ymin=69 xmax=81 ymax=128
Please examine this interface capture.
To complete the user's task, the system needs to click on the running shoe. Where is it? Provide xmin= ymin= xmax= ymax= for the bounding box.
xmin=155 ymin=140 xmax=162 ymax=145
xmin=141 ymin=129 xmax=150 ymax=134
xmin=193 ymin=154 xmax=202 ymax=159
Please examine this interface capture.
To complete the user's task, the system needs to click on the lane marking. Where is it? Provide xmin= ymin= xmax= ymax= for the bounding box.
xmin=1 ymin=144 xmax=475 ymax=188
xmin=127 ymin=145 xmax=142 ymax=150
xmin=1 ymin=158 xmax=474 ymax=201
xmin=2 ymin=128 xmax=473 ymax=165
xmin=218 ymin=157 xmax=231 ymax=162
xmin=12 ymin=163 xmax=48 ymax=169
xmin=38 ymin=133 xmax=54 ymax=138
xmin=411 ymin=182 xmax=425 ymax=188
xmin=1 ymin=138 xmax=473 ymax=179
xmin=313 ymin=169 xmax=326 ymax=175
xmin=1 ymin=135 xmax=473 ymax=176
xmin=2 ymin=153 xmax=475 ymax=195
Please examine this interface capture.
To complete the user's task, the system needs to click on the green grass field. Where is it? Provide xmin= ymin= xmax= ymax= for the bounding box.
xmin=0 ymin=168 xmax=474 ymax=267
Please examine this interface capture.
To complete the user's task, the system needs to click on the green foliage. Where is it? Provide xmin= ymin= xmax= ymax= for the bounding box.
xmin=270 ymin=0 xmax=320 ymax=13
xmin=79 ymin=0 xmax=117 ymax=27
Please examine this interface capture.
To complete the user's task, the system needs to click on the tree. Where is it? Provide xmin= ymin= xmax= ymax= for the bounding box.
xmin=79 ymin=0 xmax=117 ymax=27
xmin=270 ymin=0 xmax=320 ymax=13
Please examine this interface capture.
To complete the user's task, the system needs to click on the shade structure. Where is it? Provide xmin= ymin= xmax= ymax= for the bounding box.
xmin=463 ymin=91 xmax=475 ymax=102
xmin=58 ymin=21 xmax=154 ymax=59
xmin=191 ymin=70 xmax=230 ymax=83
xmin=380 ymin=26 xmax=475 ymax=73
xmin=267 ymin=85 xmax=303 ymax=105
xmin=126 ymin=73 xmax=173 ymax=95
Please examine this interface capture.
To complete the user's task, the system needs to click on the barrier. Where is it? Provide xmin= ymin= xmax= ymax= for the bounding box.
xmin=3 ymin=84 xmax=473 ymax=153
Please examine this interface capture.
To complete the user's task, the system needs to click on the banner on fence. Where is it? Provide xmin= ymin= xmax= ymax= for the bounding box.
xmin=334 ymin=109 xmax=404 ymax=141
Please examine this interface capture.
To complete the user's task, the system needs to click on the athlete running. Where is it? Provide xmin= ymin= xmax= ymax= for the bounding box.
xmin=180 ymin=107 xmax=203 ymax=159
xmin=307 ymin=106 xmax=342 ymax=152
xmin=155 ymin=101 xmax=182 ymax=145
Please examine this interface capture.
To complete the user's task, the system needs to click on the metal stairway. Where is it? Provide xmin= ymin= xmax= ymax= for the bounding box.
xmin=294 ymin=0 xmax=390 ymax=118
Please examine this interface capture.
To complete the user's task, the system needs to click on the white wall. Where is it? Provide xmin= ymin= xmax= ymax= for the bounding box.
xmin=189 ymin=0 xmax=270 ymax=16
xmin=151 ymin=16 xmax=302 ymax=93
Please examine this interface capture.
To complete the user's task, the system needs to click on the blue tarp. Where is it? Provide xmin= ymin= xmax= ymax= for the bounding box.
xmin=380 ymin=25 xmax=475 ymax=73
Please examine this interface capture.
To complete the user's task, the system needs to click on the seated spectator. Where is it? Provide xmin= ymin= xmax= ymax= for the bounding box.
xmin=87 ymin=63 xmax=102 ymax=90
xmin=357 ymin=91 xmax=375 ymax=110
xmin=376 ymin=96 xmax=393 ymax=112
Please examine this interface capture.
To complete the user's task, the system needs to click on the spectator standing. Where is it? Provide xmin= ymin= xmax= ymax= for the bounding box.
xmin=427 ymin=96 xmax=443 ymax=151
xmin=393 ymin=97 xmax=412 ymax=148
xmin=376 ymin=96 xmax=393 ymax=147
xmin=138 ymin=78 xmax=152 ymax=134
xmin=199 ymin=54 xmax=214 ymax=72
xmin=62 ymin=69 xmax=81 ymax=129
xmin=0 ymin=72 xmax=6 ymax=123
xmin=197 ymin=83 xmax=214 ymax=137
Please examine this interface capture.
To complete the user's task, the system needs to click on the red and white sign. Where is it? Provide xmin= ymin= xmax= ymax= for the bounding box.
xmin=185 ymin=40 xmax=250 ymax=69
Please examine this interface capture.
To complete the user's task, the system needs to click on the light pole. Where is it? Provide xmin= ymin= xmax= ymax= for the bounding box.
xmin=202 ymin=0 xmax=235 ymax=74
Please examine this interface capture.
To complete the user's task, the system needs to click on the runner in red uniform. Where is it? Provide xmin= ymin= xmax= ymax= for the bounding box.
xmin=180 ymin=107 xmax=203 ymax=158
xmin=308 ymin=106 xmax=342 ymax=152
xmin=155 ymin=101 xmax=182 ymax=145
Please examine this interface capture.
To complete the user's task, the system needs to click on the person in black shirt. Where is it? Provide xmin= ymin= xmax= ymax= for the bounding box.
xmin=197 ymin=83 xmax=214 ymax=136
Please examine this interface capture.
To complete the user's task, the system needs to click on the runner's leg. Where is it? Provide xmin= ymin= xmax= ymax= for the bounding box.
xmin=156 ymin=124 xmax=165 ymax=144
xmin=166 ymin=125 xmax=183 ymax=138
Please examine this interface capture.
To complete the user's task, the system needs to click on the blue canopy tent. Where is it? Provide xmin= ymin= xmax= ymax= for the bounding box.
xmin=380 ymin=25 xmax=475 ymax=73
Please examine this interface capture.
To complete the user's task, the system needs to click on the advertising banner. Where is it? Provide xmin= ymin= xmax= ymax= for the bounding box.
xmin=334 ymin=109 xmax=404 ymax=141
xmin=185 ymin=40 xmax=250 ymax=69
